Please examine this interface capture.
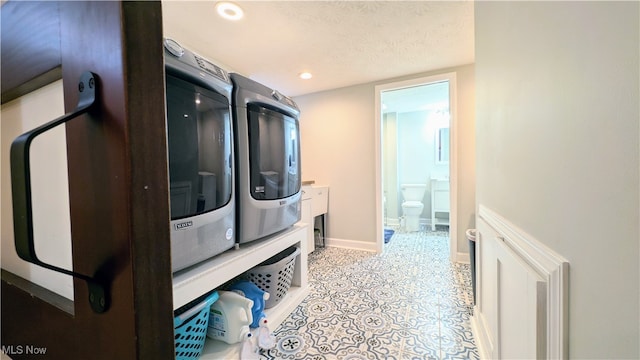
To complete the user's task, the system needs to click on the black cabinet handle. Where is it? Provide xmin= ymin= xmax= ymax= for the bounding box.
xmin=10 ymin=72 xmax=109 ymax=313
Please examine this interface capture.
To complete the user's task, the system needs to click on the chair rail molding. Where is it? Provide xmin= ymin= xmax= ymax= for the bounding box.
xmin=478 ymin=204 xmax=569 ymax=359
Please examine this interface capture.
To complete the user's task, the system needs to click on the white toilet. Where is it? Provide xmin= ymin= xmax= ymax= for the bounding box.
xmin=401 ymin=184 xmax=427 ymax=232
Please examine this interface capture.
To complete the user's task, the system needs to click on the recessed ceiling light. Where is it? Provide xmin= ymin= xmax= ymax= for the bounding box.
xmin=216 ymin=2 xmax=243 ymax=21
xmin=299 ymin=72 xmax=313 ymax=80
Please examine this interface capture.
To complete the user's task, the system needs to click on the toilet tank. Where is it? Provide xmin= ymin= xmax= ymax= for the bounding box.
xmin=401 ymin=184 xmax=427 ymax=202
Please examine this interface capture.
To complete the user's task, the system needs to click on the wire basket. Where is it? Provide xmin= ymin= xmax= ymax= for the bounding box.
xmin=245 ymin=246 xmax=300 ymax=309
xmin=174 ymin=292 xmax=218 ymax=360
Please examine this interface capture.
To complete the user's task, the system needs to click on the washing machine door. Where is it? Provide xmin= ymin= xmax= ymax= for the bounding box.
xmin=166 ymin=74 xmax=233 ymax=219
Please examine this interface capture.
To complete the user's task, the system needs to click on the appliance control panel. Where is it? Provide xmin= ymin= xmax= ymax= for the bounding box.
xmin=272 ymin=90 xmax=297 ymax=109
xmin=194 ymin=55 xmax=228 ymax=82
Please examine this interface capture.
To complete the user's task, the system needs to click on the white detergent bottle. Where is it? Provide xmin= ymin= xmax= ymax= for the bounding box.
xmin=207 ymin=290 xmax=254 ymax=344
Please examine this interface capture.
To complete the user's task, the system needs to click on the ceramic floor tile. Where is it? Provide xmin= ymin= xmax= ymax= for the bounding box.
xmin=263 ymin=228 xmax=478 ymax=360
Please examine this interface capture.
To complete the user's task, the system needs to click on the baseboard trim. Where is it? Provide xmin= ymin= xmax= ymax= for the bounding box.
xmin=385 ymin=218 xmax=401 ymax=226
xmin=456 ymin=252 xmax=470 ymax=264
xmin=325 ymin=237 xmax=378 ymax=252
xmin=470 ymin=310 xmax=493 ymax=360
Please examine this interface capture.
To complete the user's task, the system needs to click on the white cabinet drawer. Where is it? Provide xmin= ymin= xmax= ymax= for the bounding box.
xmin=311 ymin=186 xmax=328 ymax=216
xmin=301 ymin=185 xmax=313 ymax=200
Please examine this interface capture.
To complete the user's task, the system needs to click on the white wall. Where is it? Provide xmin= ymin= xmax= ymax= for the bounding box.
xmin=1 ymin=80 xmax=74 ymax=300
xmin=456 ymin=66 xmax=476 ymax=235
xmin=475 ymin=2 xmax=639 ymax=358
xmin=296 ymin=83 xmax=377 ymax=245
xmin=397 ymin=111 xmax=434 ymax=179
xmin=296 ymin=64 xmax=475 ymax=251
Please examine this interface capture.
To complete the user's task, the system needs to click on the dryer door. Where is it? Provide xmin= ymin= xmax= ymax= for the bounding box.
xmin=247 ymin=103 xmax=300 ymax=200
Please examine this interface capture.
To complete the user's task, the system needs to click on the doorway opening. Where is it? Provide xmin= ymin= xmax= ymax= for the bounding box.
xmin=374 ymin=73 xmax=458 ymax=260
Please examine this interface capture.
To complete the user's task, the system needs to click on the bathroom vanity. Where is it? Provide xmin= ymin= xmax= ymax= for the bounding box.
xmin=430 ymin=178 xmax=450 ymax=230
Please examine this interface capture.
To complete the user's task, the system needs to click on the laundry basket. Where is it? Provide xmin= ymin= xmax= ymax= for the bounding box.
xmin=245 ymin=246 xmax=300 ymax=309
xmin=174 ymin=291 xmax=219 ymax=360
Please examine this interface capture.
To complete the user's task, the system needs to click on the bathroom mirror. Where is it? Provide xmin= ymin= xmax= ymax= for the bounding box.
xmin=435 ymin=127 xmax=449 ymax=164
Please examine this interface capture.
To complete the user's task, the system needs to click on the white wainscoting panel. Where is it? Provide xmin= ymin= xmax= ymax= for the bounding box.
xmin=471 ymin=205 xmax=569 ymax=359
xmin=496 ymin=237 xmax=546 ymax=358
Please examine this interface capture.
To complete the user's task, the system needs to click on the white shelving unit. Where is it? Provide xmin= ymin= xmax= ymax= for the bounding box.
xmin=430 ymin=178 xmax=450 ymax=230
xmin=172 ymin=224 xmax=310 ymax=358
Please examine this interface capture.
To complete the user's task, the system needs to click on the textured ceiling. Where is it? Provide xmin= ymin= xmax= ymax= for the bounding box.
xmin=162 ymin=1 xmax=474 ymax=97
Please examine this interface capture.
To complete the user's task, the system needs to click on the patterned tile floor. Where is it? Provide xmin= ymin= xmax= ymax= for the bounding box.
xmin=261 ymin=228 xmax=479 ymax=360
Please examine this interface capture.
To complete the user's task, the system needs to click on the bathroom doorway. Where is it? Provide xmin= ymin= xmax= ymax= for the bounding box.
xmin=374 ymin=73 xmax=458 ymax=260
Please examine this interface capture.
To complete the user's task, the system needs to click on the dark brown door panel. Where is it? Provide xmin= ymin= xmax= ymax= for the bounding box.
xmin=1 ymin=1 xmax=173 ymax=358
